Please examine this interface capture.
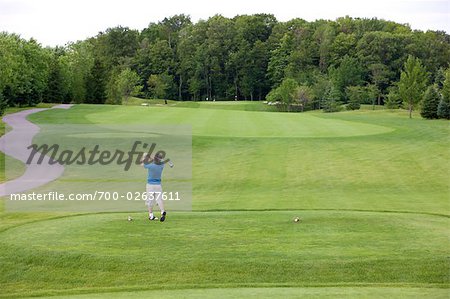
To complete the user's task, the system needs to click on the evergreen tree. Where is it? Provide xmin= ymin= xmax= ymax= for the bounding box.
xmin=45 ymin=58 xmax=65 ymax=103
xmin=323 ymin=84 xmax=342 ymax=112
xmin=437 ymin=98 xmax=450 ymax=119
xmin=420 ymin=85 xmax=441 ymax=119
xmin=345 ymin=86 xmax=363 ymax=110
xmin=385 ymin=85 xmax=401 ymax=109
xmin=437 ymin=69 xmax=450 ymax=119
xmin=0 ymin=92 xmax=7 ymax=116
xmin=85 ymin=59 xmax=107 ymax=104
xmin=434 ymin=67 xmax=446 ymax=89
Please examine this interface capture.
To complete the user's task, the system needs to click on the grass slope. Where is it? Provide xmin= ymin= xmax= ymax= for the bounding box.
xmin=0 ymin=103 xmax=448 ymax=298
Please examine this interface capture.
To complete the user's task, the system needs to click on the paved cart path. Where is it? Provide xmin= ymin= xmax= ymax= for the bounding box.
xmin=0 ymin=104 xmax=73 ymax=197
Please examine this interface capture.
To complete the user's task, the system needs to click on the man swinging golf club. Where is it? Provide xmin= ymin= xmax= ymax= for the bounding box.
xmin=142 ymin=152 xmax=173 ymax=222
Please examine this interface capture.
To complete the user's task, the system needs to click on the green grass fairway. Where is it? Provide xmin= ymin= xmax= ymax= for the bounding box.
xmin=1 ymin=102 xmax=449 ymax=298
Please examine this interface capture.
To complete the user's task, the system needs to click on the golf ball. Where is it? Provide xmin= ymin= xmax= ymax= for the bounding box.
xmin=127 ymin=216 xmax=133 ymax=221
xmin=294 ymin=217 xmax=300 ymax=223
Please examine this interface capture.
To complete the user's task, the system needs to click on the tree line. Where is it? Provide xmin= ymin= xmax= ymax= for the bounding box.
xmin=0 ymin=14 xmax=449 ymax=118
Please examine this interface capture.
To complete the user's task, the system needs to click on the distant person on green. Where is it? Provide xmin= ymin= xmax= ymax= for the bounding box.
xmin=141 ymin=152 xmax=173 ymax=222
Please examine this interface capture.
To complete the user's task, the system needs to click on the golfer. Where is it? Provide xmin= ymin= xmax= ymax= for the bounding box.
xmin=142 ymin=152 xmax=172 ymax=222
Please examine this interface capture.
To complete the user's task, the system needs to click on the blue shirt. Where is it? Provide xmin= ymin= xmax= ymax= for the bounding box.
xmin=144 ymin=162 xmax=165 ymax=185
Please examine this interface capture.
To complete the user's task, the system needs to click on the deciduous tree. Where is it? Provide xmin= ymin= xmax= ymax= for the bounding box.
xmin=116 ymin=68 xmax=142 ymax=104
xmin=398 ymin=55 xmax=428 ymax=118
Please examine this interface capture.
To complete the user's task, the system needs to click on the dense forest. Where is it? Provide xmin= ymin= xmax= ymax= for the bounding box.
xmin=1 ymin=14 xmax=449 ymax=118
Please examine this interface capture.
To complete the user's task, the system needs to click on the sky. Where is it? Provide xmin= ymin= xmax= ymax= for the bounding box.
xmin=0 ymin=0 xmax=448 ymax=47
